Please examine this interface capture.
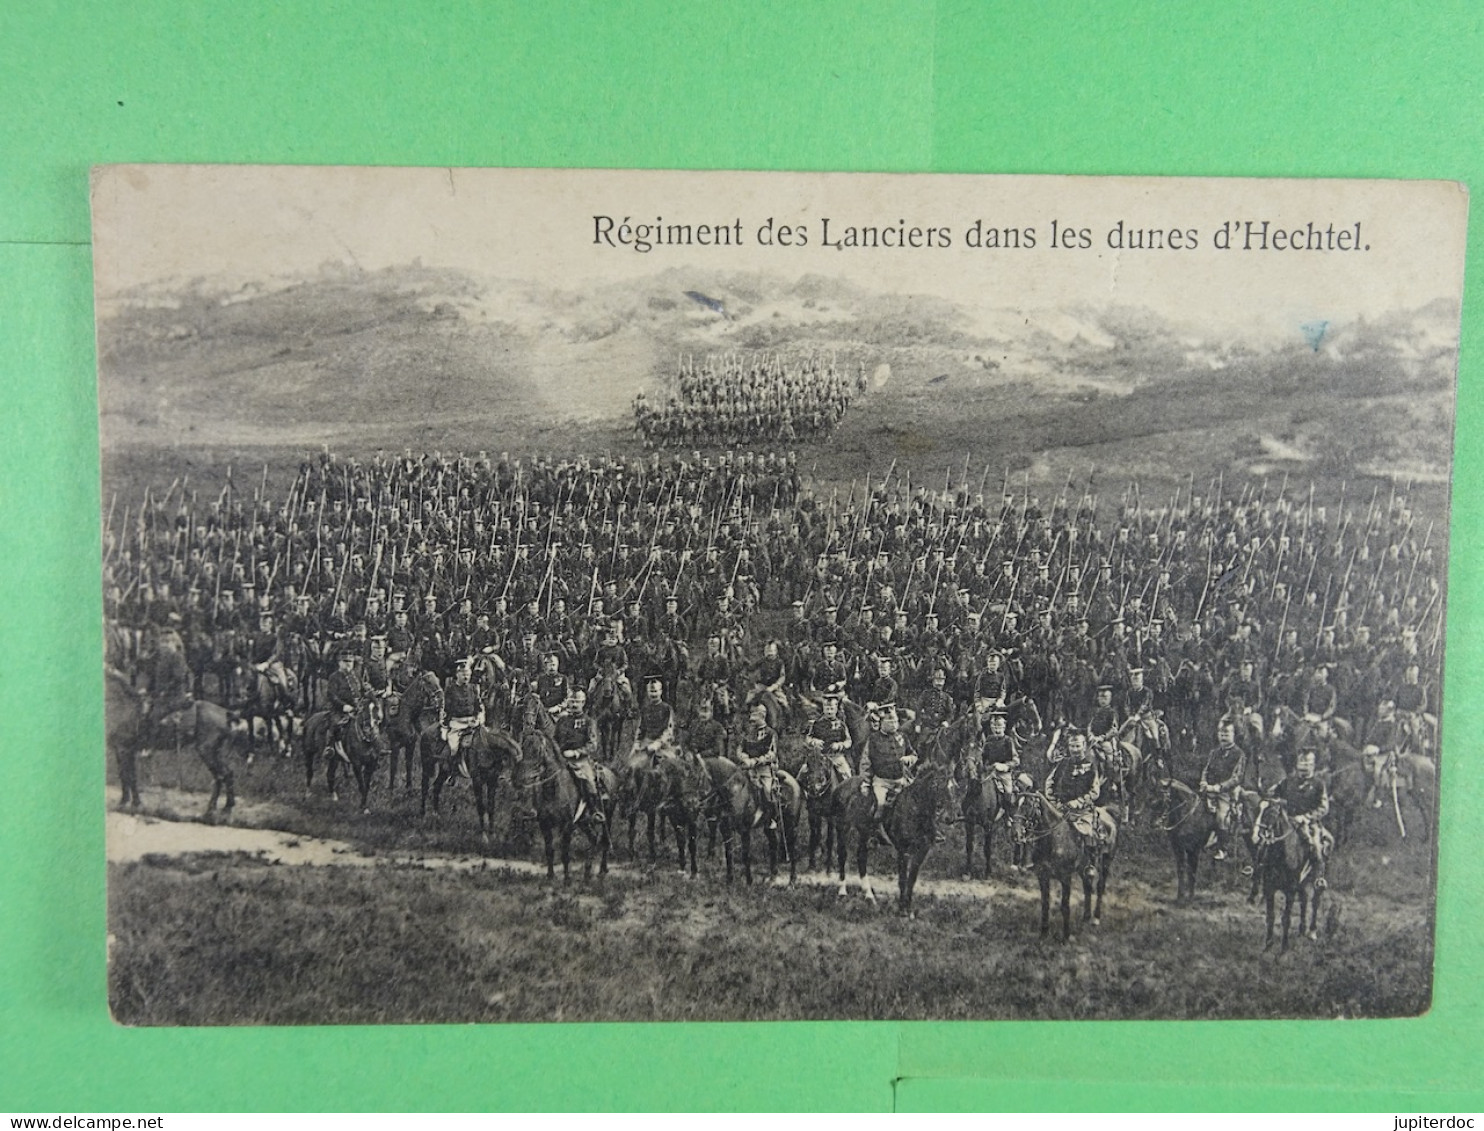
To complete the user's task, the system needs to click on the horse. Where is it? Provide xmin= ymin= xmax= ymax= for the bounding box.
xmin=229 ymin=661 xmax=297 ymax=758
xmin=517 ymin=730 xmax=614 ymax=882
xmin=832 ymin=763 xmax=953 ymax=917
xmin=303 ymin=700 xmax=390 ymax=812
xmin=386 ymin=670 xmax=443 ymax=790
xmin=704 ymin=756 xmax=801 ymax=885
xmin=119 ymin=674 xmax=243 ymax=822
xmin=1251 ymin=798 xmax=1323 ymax=952
xmin=587 ymin=669 xmax=636 ymax=765
xmin=796 ymin=735 xmax=851 ymax=871
xmin=1091 ymin=733 xmax=1143 ymax=825
xmin=104 ymin=667 xmax=145 ymax=809
xmin=1011 ymin=791 xmax=1118 ymax=941
xmin=1363 ymin=748 xmax=1437 ymax=840
xmin=1157 ymin=778 xmax=1263 ymax=904
xmin=468 ymin=725 xmax=523 ymax=840
xmin=626 ymin=743 xmax=712 ymax=875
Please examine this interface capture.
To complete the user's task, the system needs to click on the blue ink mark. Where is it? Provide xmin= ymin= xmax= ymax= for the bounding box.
xmin=684 ymin=291 xmax=727 ymax=318
xmin=1300 ymin=320 xmax=1329 ymax=351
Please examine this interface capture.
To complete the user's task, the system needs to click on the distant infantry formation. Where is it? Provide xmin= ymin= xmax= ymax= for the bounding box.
xmin=103 ymin=447 xmax=1443 ymax=940
xmin=633 ymin=352 xmax=869 ymax=447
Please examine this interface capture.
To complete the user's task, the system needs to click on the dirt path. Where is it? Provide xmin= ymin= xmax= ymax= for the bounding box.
xmin=105 ymin=790 xmax=1086 ymax=905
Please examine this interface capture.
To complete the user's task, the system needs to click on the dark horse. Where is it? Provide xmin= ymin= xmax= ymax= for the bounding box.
xmin=626 ymin=745 xmax=712 ymax=876
xmin=418 ymin=719 xmax=521 ymax=833
xmin=1159 ymin=778 xmax=1226 ymax=904
xmin=303 ymin=700 xmax=390 ymax=812
xmin=108 ymin=669 xmax=244 ymax=821
xmin=386 ymin=670 xmax=443 ymax=791
xmin=704 ymin=756 xmax=802 ymax=885
xmin=229 ymin=661 xmax=298 ymax=759
xmin=797 ymin=736 xmax=851 ymax=871
xmin=588 ymin=670 xmax=636 ymax=765
xmin=518 ymin=730 xmax=615 ymax=882
xmin=1251 ymin=798 xmax=1323 ymax=952
xmin=1012 ymin=792 xmax=1117 ymax=941
xmin=833 ymin=764 xmax=953 ymax=917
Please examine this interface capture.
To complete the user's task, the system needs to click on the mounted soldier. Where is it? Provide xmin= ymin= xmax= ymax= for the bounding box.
xmin=803 ymin=691 xmax=854 ymax=782
xmin=1260 ymin=747 xmax=1332 ymax=890
xmin=736 ymin=701 xmax=783 ymax=831
xmin=553 ymin=688 xmax=606 ymax=823
xmin=1045 ymin=730 xmax=1109 ymax=880
xmin=859 ymin=702 xmax=919 ymax=847
xmin=440 ymin=657 xmax=483 ymax=778
xmin=325 ymin=646 xmax=367 ymax=763
xmin=1199 ymin=719 xmax=1251 ymax=864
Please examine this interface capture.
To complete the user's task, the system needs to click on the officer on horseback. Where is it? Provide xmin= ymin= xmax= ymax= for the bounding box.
xmin=325 ymin=646 xmax=366 ymax=763
xmin=631 ymin=676 xmax=678 ymax=762
xmin=1261 ymin=747 xmax=1331 ymax=889
xmin=737 ymin=701 xmax=783 ymax=831
xmin=1199 ymin=719 xmax=1249 ymax=864
xmin=979 ymin=707 xmax=1021 ymax=808
xmin=859 ymin=703 xmax=918 ymax=847
xmin=804 ymin=691 xmax=854 ymax=782
xmin=441 ymin=657 xmax=483 ymax=779
xmin=1046 ymin=730 xmax=1108 ymax=879
xmin=142 ymin=628 xmax=194 ymax=750
xmin=553 ymin=687 xmax=606 ymax=823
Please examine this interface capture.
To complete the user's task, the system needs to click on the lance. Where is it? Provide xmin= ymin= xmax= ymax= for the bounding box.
xmin=1403 ymin=520 xmax=1434 ymax=604
xmin=1272 ymin=594 xmax=1291 ymax=665
xmin=1315 ymin=573 xmax=1334 ymax=648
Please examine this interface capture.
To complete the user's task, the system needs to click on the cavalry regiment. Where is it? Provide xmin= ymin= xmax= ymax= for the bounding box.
xmin=633 ymin=352 xmax=868 ymax=447
xmin=102 ymin=442 xmax=1444 ymax=944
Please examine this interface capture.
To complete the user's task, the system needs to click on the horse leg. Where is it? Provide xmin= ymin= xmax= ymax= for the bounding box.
xmin=646 ymin=809 xmax=659 ymax=864
xmin=983 ymin=814 xmax=995 ymax=879
xmin=741 ymin=827 xmax=754 ymax=886
xmin=857 ymin=831 xmax=875 ymax=904
xmin=903 ymin=851 xmax=926 ymax=918
xmin=542 ymin=825 xmax=556 ymax=881
xmin=357 ymin=756 xmax=373 ymax=814
xmin=561 ymin=827 xmax=574 ymax=884
xmin=1039 ymin=873 xmax=1052 ymax=938
xmin=117 ymin=747 xmax=140 ymax=810
xmin=835 ymin=821 xmax=849 ymax=896
xmin=1280 ymin=890 xmax=1295 ymax=953
xmin=1061 ymin=878 xmax=1074 ymax=942
xmin=963 ymin=816 xmax=976 ymax=880
xmin=419 ymin=759 xmax=432 ymax=816
xmin=327 ymin=755 xmax=340 ymax=802
xmin=1263 ymin=885 xmax=1278 ymax=951
xmin=1093 ymin=856 xmax=1109 ymax=925
xmin=723 ymin=819 xmax=736 ymax=884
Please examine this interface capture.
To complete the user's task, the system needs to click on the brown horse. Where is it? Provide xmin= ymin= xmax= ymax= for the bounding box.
xmin=627 ymin=746 xmax=712 ymax=875
xmin=704 ymin=756 xmax=801 ymax=885
xmin=229 ymin=661 xmax=298 ymax=759
xmin=1012 ymin=791 xmax=1117 ymax=941
xmin=832 ymin=763 xmax=953 ymax=917
xmin=117 ymin=669 xmax=243 ymax=822
xmin=588 ymin=669 xmax=636 ymax=765
xmin=303 ymin=700 xmax=390 ymax=812
xmin=518 ymin=730 xmax=614 ymax=882
xmin=796 ymin=737 xmax=850 ymax=871
xmin=385 ymin=670 xmax=443 ymax=791
xmin=1157 ymin=778 xmax=1260 ymax=904
xmin=1251 ymin=798 xmax=1323 ymax=952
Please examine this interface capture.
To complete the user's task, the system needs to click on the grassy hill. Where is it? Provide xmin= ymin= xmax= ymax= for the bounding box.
xmin=97 ymin=263 xmax=1458 ymax=522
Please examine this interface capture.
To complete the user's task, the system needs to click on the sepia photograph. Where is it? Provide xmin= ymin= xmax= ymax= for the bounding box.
xmin=93 ymin=166 xmax=1464 ymax=1025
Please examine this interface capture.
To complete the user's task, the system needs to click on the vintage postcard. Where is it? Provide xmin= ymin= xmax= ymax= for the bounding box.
xmin=94 ymin=166 xmax=1465 ymax=1024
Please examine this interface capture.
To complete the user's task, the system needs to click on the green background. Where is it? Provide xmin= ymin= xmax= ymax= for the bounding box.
xmin=2 ymin=1 xmax=1481 ymax=1112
